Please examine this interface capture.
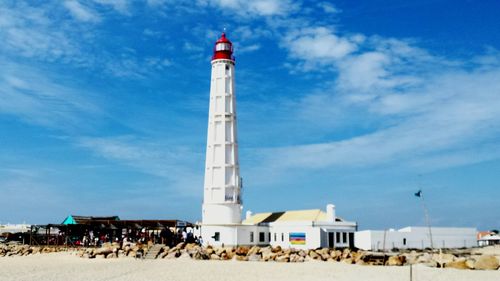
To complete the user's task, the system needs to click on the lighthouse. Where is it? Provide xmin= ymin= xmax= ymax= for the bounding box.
xmin=198 ymin=33 xmax=358 ymax=248
xmin=202 ymin=33 xmax=242 ymax=226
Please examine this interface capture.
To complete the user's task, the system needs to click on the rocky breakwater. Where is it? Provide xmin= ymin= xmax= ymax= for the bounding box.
xmin=4 ymin=242 xmax=499 ymax=271
xmin=76 ymin=243 xmax=500 ymax=270
xmin=0 ymin=243 xmax=69 ymax=257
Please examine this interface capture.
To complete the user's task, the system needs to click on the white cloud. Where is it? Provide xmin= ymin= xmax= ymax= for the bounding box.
xmin=256 ymin=60 xmax=500 ymax=175
xmin=283 ymin=27 xmax=358 ymax=68
xmin=0 ymin=4 xmax=81 ymax=62
xmin=183 ymin=41 xmax=204 ymax=52
xmin=77 ymin=136 xmax=204 ymax=196
xmin=64 ymin=1 xmax=101 ymax=22
xmin=236 ymin=43 xmax=261 ymax=54
xmin=0 ymin=62 xmax=100 ymax=128
xmin=208 ymin=0 xmax=297 ymax=17
xmin=93 ymin=0 xmax=130 ymax=14
xmin=317 ymin=2 xmax=340 ymax=14
xmin=146 ymin=0 xmax=167 ymax=6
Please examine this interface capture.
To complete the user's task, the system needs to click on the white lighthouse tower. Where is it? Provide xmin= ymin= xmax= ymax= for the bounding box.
xmin=202 ymin=33 xmax=242 ymax=230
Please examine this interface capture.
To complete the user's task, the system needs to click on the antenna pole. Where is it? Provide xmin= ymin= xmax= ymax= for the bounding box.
xmin=419 ymin=191 xmax=434 ymax=249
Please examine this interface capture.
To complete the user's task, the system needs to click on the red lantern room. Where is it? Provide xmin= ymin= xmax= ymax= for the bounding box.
xmin=212 ymin=33 xmax=235 ymax=62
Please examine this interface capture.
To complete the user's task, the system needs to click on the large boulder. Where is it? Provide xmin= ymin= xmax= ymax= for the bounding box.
xmin=465 ymin=259 xmax=476 ymax=269
xmin=386 ymin=255 xmax=405 ymax=266
xmin=262 ymin=251 xmax=278 ymax=261
xmin=247 ymin=246 xmax=260 ymax=256
xmin=234 ymin=255 xmax=248 ymax=261
xmin=235 ymin=246 xmax=249 ymax=256
xmin=272 ymin=246 xmax=282 ymax=253
xmin=308 ymin=250 xmax=320 ymax=260
xmin=330 ymin=250 xmax=342 ymax=260
xmin=316 ymin=248 xmax=329 ymax=256
xmin=185 ymin=243 xmax=198 ymax=251
xmin=352 ymin=251 xmax=365 ymax=264
xmin=432 ymin=253 xmax=456 ymax=268
xmin=445 ymin=259 xmax=469 ymax=270
xmin=94 ymin=247 xmax=113 ymax=256
xmin=275 ymin=254 xmax=290 ymax=262
xmin=342 ymin=248 xmax=352 ymax=259
xmin=205 ymin=247 xmax=215 ymax=255
xmin=289 ymin=254 xmax=305 ymax=263
xmin=474 ymin=255 xmax=499 ymax=270
xmin=214 ymin=247 xmax=226 ymax=256
xmin=192 ymin=249 xmax=209 ymax=260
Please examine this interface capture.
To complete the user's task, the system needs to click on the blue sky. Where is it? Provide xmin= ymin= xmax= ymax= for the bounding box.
xmin=1 ymin=0 xmax=499 ymax=230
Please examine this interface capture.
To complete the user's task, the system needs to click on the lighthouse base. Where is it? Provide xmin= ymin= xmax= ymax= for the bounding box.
xmin=200 ymin=224 xmax=268 ymax=247
xmin=202 ymin=203 xmax=242 ymax=225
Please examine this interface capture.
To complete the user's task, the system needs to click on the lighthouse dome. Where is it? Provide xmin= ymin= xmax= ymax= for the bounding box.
xmin=212 ymin=33 xmax=234 ymax=61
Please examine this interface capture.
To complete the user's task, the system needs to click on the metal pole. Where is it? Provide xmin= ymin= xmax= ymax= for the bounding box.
xmin=419 ymin=192 xmax=434 ymax=249
xmin=382 ymin=229 xmax=387 ymax=265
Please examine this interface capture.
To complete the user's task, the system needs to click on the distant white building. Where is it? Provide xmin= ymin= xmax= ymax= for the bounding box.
xmin=0 ymin=224 xmax=30 ymax=235
xmin=355 ymin=227 xmax=477 ymax=250
xmin=477 ymin=232 xmax=500 ymax=246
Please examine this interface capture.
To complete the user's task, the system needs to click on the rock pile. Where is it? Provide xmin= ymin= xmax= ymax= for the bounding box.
xmin=0 ymin=243 xmax=68 ymax=257
xmin=74 ymin=243 xmax=500 ymax=270
xmin=2 ymin=242 xmax=499 ymax=270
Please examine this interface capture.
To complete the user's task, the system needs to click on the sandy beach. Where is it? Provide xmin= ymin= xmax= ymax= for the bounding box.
xmin=0 ymin=252 xmax=498 ymax=281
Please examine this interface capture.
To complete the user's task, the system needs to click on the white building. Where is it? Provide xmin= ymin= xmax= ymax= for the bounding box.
xmin=478 ymin=232 xmax=500 ymax=246
xmin=200 ymin=33 xmax=357 ymax=248
xmin=355 ymin=227 xmax=477 ymax=250
xmin=0 ymin=223 xmax=30 ymax=235
xmin=242 ymin=205 xmax=357 ymax=249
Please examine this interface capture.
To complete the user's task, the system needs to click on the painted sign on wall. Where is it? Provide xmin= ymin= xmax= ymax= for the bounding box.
xmin=289 ymin=232 xmax=306 ymax=245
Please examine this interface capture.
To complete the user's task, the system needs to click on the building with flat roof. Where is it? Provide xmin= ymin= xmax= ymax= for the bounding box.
xmin=355 ymin=226 xmax=477 ymax=250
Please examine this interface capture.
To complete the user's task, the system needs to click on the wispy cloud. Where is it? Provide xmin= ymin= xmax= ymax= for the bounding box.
xmin=255 ymin=37 xmax=500 ymax=177
xmin=76 ymin=136 xmax=204 ymax=197
xmin=317 ymin=2 xmax=341 ymax=14
xmin=0 ymin=62 xmax=101 ymax=129
xmin=64 ymin=1 xmax=101 ymax=22
xmin=0 ymin=2 xmax=82 ymax=62
xmin=93 ymin=0 xmax=130 ymax=15
xmin=208 ymin=0 xmax=299 ymax=17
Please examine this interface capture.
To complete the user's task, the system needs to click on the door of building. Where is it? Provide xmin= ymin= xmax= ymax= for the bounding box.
xmin=328 ymin=232 xmax=335 ymax=248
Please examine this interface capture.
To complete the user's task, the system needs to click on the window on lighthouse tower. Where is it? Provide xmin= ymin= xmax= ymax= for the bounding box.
xmin=216 ymin=42 xmax=231 ymax=51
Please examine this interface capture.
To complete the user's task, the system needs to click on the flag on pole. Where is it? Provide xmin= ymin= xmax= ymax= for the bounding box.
xmin=414 ymin=190 xmax=422 ymax=197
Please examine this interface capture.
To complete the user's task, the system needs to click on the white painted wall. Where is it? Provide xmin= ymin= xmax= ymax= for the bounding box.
xmin=201 ymin=225 xmax=238 ymax=247
xmin=202 ymin=58 xmax=242 ymax=225
xmin=355 ymin=227 xmax=477 ymax=250
xmin=266 ymin=221 xmax=357 ymax=249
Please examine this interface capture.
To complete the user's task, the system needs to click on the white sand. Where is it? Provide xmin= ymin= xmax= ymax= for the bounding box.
xmin=1 ymin=253 xmax=499 ymax=281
